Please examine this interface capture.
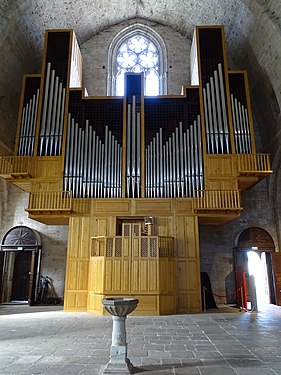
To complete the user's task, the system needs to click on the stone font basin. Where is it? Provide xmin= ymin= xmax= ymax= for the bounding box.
xmin=102 ymin=298 xmax=139 ymax=316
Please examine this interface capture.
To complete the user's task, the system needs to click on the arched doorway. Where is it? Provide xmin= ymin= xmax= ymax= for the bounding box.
xmin=234 ymin=227 xmax=279 ymax=310
xmin=0 ymin=226 xmax=42 ymax=305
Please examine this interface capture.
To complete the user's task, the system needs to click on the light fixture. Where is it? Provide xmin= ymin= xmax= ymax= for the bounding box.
xmin=144 ymin=216 xmax=153 ymax=225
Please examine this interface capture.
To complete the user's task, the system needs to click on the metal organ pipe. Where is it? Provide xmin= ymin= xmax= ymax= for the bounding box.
xmin=18 ymin=107 xmax=26 ymax=155
xmin=210 ymin=77 xmax=219 ymax=152
xmin=214 ymin=70 xmax=224 ymax=152
xmin=40 ymin=62 xmax=51 ymax=155
xmin=83 ymin=120 xmax=89 ymax=196
xmin=218 ymin=63 xmax=230 ymax=153
xmin=197 ymin=115 xmax=203 ymax=190
xmin=58 ymin=88 xmax=66 ymax=155
xmin=126 ymin=104 xmax=131 ymax=197
xmin=126 ymin=95 xmax=141 ymax=198
xmin=156 ymin=132 xmax=160 ymax=197
xmin=206 ymin=83 xmax=215 ymax=153
xmin=163 ymin=144 xmax=167 ymax=197
xmin=18 ymin=89 xmax=39 ymax=156
xmin=168 ymin=138 xmax=172 ymax=197
xmin=45 ymin=69 xmax=55 ymax=154
xmin=244 ymin=108 xmax=252 ymax=153
xmin=23 ymin=101 xmax=31 ymax=155
xmin=183 ymin=130 xmax=188 ymax=197
xmin=202 ymin=63 xmax=230 ymax=154
xmin=190 ymin=125 xmax=195 ymax=195
xmin=179 ymin=122 xmax=184 ymax=197
xmin=239 ymin=102 xmax=246 ymax=153
xmin=165 ymin=142 xmax=168 ymax=198
xmin=145 ymin=117 xmax=203 ymax=198
xmin=100 ymin=142 xmax=105 ymax=198
xmin=193 ymin=120 xmax=199 ymax=191
xmin=31 ymin=89 xmax=40 ymax=155
xmin=38 ymin=62 xmax=66 ymax=156
xmin=239 ymin=103 xmax=246 ymax=154
xmin=137 ymin=112 xmax=141 ymax=198
xmin=107 ymin=130 xmax=112 ymax=197
xmin=76 ymin=127 xmax=82 ymax=197
xmin=203 ymin=88 xmax=210 ymax=153
xmin=230 ymin=94 xmax=238 ymax=152
xmin=186 ymin=129 xmax=191 ymax=197
xmin=54 ymin=82 xmax=62 ymax=155
xmin=175 ymin=127 xmax=180 ymax=197
xmin=50 ymin=76 xmax=59 ymax=154
xmin=27 ymin=95 xmax=36 ymax=156
xmin=103 ymin=126 xmax=108 ymax=197
xmin=131 ymin=96 xmax=136 ymax=197
xmin=230 ymin=92 xmax=252 ymax=154
xmin=64 ymin=117 xmax=122 ymax=198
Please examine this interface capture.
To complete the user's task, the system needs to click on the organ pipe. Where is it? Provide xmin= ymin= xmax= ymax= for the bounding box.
xmin=202 ymin=63 xmax=231 ymax=154
xmin=145 ymin=116 xmax=203 ymax=198
xmin=126 ymin=95 xmax=141 ymax=198
xmin=230 ymin=93 xmax=252 ymax=154
xmin=18 ymin=88 xmax=40 ymax=156
xmin=64 ymin=115 xmax=122 ymax=198
xmin=39 ymin=62 xmax=66 ymax=156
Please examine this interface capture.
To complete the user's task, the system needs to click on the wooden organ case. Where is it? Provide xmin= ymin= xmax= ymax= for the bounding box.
xmin=0 ymin=27 xmax=272 ymax=314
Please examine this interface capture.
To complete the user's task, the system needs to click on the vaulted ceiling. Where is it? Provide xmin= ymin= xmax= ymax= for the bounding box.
xmin=0 ymin=0 xmax=280 ymax=154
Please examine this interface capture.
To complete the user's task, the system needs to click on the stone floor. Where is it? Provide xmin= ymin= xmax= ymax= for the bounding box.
xmin=0 ymin=303 xmax=281 ymax=375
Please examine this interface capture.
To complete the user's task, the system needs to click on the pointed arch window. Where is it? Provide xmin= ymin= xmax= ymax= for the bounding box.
xmin=108 ymin=24 xmax=167 ymax=96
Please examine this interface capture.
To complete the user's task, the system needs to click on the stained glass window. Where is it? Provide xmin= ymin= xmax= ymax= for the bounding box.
xmin=115 ymin=35 xmax=160 ymax=96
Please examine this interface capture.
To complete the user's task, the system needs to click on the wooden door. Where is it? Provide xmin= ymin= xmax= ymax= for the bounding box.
xmin=11 ymin=251 xmax=32 ymax=301
xmin=272 ymin=252 xmax=281 ymax=306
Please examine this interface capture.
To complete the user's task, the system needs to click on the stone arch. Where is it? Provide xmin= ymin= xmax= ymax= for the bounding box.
xmin=0 ymin=225 xmax=42 ymax=304
xmin=107 ymin=23 xmax=168 ymax=96
xmin=234 ymin=226 xmax=276 ymax=307
xmin=235 ymin=226 xmax=275 ymax=252
xmin=1 ymin=225 xmax=41 ymax=249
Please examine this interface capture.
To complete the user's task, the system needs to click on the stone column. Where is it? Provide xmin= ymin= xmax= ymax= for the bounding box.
xmin=104 ymin=315 xmax=134 ymax=374
xmin=102 ymin=298 xmax=139 ymax=374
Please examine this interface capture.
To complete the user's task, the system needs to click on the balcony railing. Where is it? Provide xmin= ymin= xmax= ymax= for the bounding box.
xmin=237 ymin=153 xmax=271 ymax=173
xmin=91 ymin=235 xmax=175 ymax=258
xmin=193 ymin=190 xmax=241 ymax=211
xmin=27 ymin=190 xmax=72 ymax=211
xmin=0 ymin=156 xmax=31 ymax=176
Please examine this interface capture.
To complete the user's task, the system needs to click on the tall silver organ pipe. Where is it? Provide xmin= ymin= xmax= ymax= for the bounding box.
xmin=230 ymin=93 xmax=252 ymax=154
xmin=126 ymin=95 xmax=141 ymax=198
xmin=64 ymin=115 xmax=122 ymax=198
xmin=145 ymin=116 xmax=203 ymax=198
xmin=202 ymin=63 xmax=230 ymax=154
xmin=18 ymin=88 xmax=40 ymax=156
xmin=39 ymin=62 xmax=66 ymax=156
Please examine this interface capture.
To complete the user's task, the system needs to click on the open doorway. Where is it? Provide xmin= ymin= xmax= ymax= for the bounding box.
xmin=235 ymin=227 xmax=277 ymax=310
xmin=247 ymin=251 xmax=270 ymax=310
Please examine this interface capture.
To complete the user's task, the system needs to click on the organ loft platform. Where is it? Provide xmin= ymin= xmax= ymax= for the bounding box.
xmin=0 ymin=26 xmax=272 ymax=314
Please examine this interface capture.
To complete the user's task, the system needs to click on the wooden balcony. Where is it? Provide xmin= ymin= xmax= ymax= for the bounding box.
xmin=193 ymin=189 xmax=242 ymax=224
xmin=85 ymin=235 xmax=176 ymax=315
xmin=0 ymin=156 xmax=32 ymax=179
xmin=25 ymin=190 xmax=72 ymax=224
xmin=237 ymin=153 xmax=272 ymax=190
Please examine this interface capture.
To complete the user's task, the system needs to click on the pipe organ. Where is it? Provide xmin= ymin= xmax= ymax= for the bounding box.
xmin=0 ymin=26 xmax=271 ymax=315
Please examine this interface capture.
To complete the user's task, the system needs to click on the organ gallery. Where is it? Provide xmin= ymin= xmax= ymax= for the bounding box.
xmin=0 ymin=26 xmax=272 ymax=314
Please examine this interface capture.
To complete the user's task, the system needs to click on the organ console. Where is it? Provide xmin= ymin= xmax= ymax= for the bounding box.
xmin=0 ymin=26 xmax=272 ymax=314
